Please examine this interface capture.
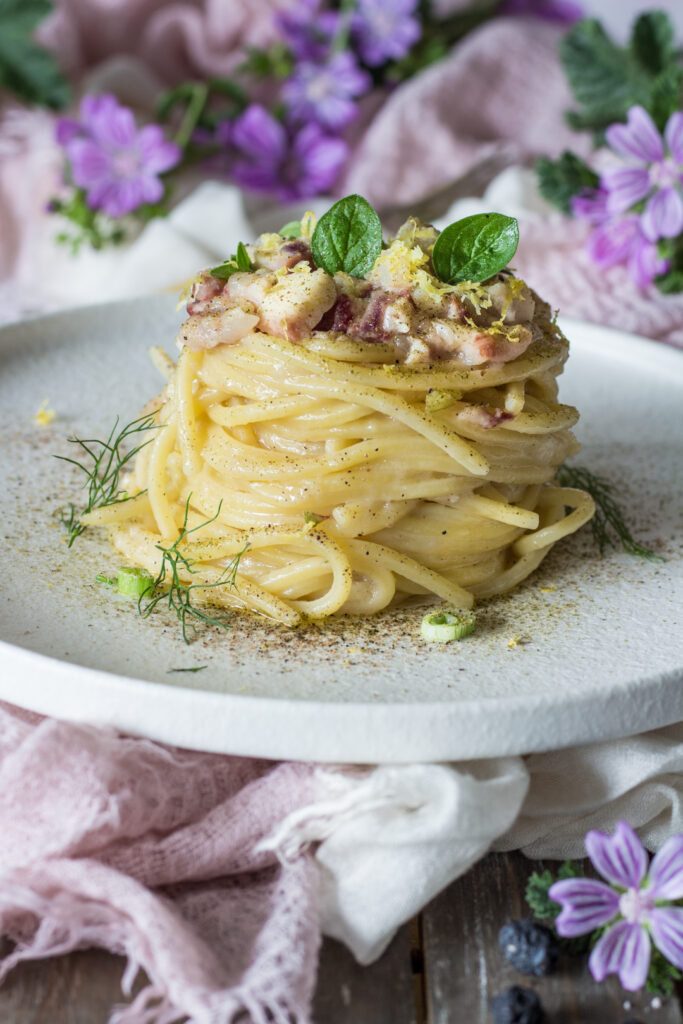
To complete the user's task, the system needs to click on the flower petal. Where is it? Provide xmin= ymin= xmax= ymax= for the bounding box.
xmin=606 ymin=106 xmax=664 ymax=163
xmin=650 ymin=907 xmax=683 ymax=968
xmin=649 ymin=836 xmax=683 ymax=900
xmin=67 ymin=139 xmax=112 ymax=187
xmin=602 ymin=167 xmax=651 ymax=214
xmin=90 ymin=104 xmax=137 ymax=149
xmin=571 ymin=188 xmax=609 ymax=225
xmin=641 ymin=187 xmax=683 ymax=240
xmin=137 ymin=125 xmax=181 ymax=175
xmin=627 ymin=235 xmax=664 ymax=289
xmin=665 ymin=112 xmax=683 ymax=164
xmin=589 ymin=921 xmax=651 ymax=991
xmin=548 ymin=878 xmax=620 ymax=936
xmin=585 ymin=216 xmax=639 ymax=268
xmin=586 ymin=821 xmax=649 ymax=889
xmin=232 ymin=105 xmax=286 ymax=161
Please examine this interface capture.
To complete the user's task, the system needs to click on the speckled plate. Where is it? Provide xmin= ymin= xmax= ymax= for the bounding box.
xmin=1 ymin=298 xmax=682 ymax=762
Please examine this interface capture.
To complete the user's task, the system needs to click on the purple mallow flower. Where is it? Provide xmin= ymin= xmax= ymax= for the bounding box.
xmin=283 ymin=52 xmax=371 ymax=131
xmin=276 ymin=0 xmax=340 ymax=60
xmin=550 ymin=822 xmax=683 ymax=992
xmin=352 ymin=0 xmax=421 ymax=67
xmin=602 ymin=105 xmax=683 ymax=240
xmin=56 ymin=94 xmax=180 ymax=218
xmin=572 ymin=187 xmax=670 ymax=288
xmin=229 ymin=104 xmax=347 ymax=200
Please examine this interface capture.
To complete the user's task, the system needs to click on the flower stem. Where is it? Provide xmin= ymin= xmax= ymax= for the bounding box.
xmin=174 ymin=83 xmax=209 ymax=150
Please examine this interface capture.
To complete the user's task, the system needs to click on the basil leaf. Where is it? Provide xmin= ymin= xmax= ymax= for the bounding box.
xmin=211 ymin=242 xmax=253 ymax=279
xmin=311 ymin=194 xmax=382 ymax=277
xmin=432 ymin=213 xmax=519 ymax=284
xmin=536 ymin=152 xmax=600 ymax=215
xmin=235 ymin=241 xmax=251 ymax=271
xmin=279 ymin=220 xmax=302 ymax=238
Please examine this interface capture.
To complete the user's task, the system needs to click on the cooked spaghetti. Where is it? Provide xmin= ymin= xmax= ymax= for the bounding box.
xmin=82 ymin=213 xmax=594 ymax=627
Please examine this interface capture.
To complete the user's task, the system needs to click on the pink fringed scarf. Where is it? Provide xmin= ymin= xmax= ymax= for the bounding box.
xmin=0 ymin=703 xmax=320 ymax=1023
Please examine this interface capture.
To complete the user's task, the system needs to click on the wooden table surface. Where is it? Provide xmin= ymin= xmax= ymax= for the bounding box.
xmin=1 ymin=851 xmax=680 ymax=1024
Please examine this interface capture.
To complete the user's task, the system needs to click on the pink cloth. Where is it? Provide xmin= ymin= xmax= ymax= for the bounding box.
xmin=36 ymin=0 xmax=289 ymax=85
xmin=0 ymin=703 xmax=320 ymax=1023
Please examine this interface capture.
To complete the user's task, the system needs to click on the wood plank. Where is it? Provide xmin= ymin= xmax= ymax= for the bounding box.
xmin=422 ymin=851 xmax=683 ymax=1024
xmin=0 ymin=947 xmax=139 ymax=1024
xmin=313 ymin=925 xmax=417 ymax=1024
xmin=0 ymin=928 xmax=417 ymax=1024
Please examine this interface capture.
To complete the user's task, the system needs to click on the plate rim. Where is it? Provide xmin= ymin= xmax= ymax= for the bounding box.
xmin=1 ymin=300 xmax=682 ymax=762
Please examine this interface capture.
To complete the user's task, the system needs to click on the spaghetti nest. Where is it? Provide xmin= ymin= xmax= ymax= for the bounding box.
xmin=83 ymin=319 xmax=595 ymax=628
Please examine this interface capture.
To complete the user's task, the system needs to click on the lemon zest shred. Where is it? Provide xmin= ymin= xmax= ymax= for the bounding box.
xmin=34 ymin=398 xmax=56 ymax=426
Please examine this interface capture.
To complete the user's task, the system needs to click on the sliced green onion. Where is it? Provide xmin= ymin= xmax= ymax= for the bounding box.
xmin=421 ymin=608 xmax=476 ymax=642
xmin=96 ymin=572 xmax=117 ymax=586
xmin=425 ymin=389 xmax=461 ymax=413
xmin=116 ymin=566 xmax=154 ymax=598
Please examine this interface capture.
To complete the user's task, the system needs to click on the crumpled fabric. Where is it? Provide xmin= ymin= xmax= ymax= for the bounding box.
xmin=3 ymin=702 xmax=683 ymax=1023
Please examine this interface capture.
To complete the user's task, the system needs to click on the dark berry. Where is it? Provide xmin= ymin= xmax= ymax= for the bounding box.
xmin=498 ymin=919 xmax=559 ymax=977
xmin=490 ymin=986 xmax=544 ymax=1024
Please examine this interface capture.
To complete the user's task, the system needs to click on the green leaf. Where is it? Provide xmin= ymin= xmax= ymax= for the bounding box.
xmin=631 ymin=11 xmax=675 ymax=75
xmin=525 ymin=868 xmax=561 ymax=920
xmin=646 ymin=946 xmax=682 ymax=997
xmin=557 ymin=859 xmax=583 ymax=880
xmin=555 ymin=463 xmax=663 ymax=560
xmin=560 ymin=19 xmax=650 ymax=131
xmin=235 ymin=241 xmax=251 ymax=272
xmin=649 ymin=63 xmax=683 ymax=131
xmin=279 ymin=220 xmax=302 ymax=239
xmin=536 ymin=152 xmax=600 ymax=215
xmin=211 ymin=243 xmax=253 ymax=280
xmin=311 ymin=194 xmax=383 ymax=277
xmin=656 ymin=268 xmax=683 ymax=294
xmin=0 ymin=0 xmax=70 ymax=108
xmin=431 ymin=213 xmax=519 ymax=284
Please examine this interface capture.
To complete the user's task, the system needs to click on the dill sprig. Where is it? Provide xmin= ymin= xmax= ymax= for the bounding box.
xmin=138 ymin=496 xmax=248 ymax=643
xmin=556 ymin=463 xmax=663 ymax=562
xmin=55 ymin=413 xmax=158 ymax=546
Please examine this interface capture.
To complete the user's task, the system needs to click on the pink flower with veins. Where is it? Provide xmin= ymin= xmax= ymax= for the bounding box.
xmin=601 ymin=105 xmax=683 ymax=240
xmin=549 ymin=821 xmax=683 ymax=992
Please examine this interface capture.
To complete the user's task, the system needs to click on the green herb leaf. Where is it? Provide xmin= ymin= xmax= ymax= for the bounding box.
xmin=431 ymin=213 xmax=519 ymax=284
xmin=536 ymin=152 xmax=600 ymax=215
xmin=631 ymin=10 xmax=675 ymax=76
xmin=138 ymin=495 xmax=249 ymax=644
xmin=210 ymin=243 xmax=253 ymax=280
xmin=0 ymin=0 xmax=70 ymax=108
xmin=168 ymin=665 xmax=208 ymax=673
xmin=235 ymin=241 xmax=251 ymax=272
xmin=655 ymin=267 xmax=683 ymax=294
xmin=525 ymin=868 xmax=561 ymax=920
xmin=555 ymin=463 xmax=664 ymax=561
xmin=560 ymin=19 xmax=651 ymax=136
xmin=649 ymin=63 xmax=683 ymax=132
xmin=279 ymin=220 xmax=302 ymax=239
xmin=311 ymin=194 xmax=383 ymax=277
xmin=55 ymin=413 xmax=158 ymax=546
xmin=646 ymin=946 xmax=683 ymax=997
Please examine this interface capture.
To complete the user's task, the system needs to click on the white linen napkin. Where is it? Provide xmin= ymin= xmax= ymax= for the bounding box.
xmin=263 ymin=724 xmax=683 ymax=963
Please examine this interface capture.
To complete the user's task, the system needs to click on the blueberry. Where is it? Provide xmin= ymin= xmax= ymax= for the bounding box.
xmin=498 ymin=919 xmax=559 ymax=977
xmin=490 ymin=986 xmax=544 ymax=1024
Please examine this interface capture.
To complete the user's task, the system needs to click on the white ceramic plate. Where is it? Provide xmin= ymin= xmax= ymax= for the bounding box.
xmin=1 ymin=298 xmax=682 ymax=763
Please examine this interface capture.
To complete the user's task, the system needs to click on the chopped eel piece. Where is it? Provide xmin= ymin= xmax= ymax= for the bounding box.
xmin=179 ymin=307 xmax=259 ymax=350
